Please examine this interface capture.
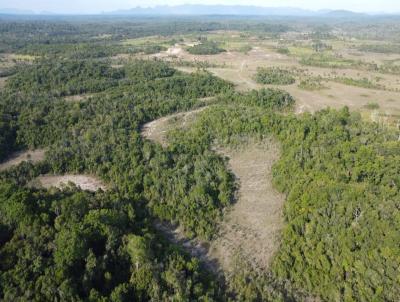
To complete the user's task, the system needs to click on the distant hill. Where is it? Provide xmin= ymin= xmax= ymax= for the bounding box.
xmin=324 ymin=9 xmax=367 ymax=18
xmin=0 ymin=5 xmax=392 ymax=17
xmin=105 ymin=5 xmax=344 ymax=16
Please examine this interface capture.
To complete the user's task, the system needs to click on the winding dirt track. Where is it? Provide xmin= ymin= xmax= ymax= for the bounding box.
xmin=0 ymin=149 xmax=45 ymax=172
xmin=141 ymin=108 xmax=285 ymax=273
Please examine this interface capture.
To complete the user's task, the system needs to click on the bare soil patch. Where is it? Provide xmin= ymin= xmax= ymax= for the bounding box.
xmin=209 ymin=140 xmax=284 ymax=273
xmin=142 ymin=110 xmax=285 ymax=274
xmin=64 ymin=94 xmax=93 ymax=102
xmin=0 ymin=149 xmax=45 ymax=172
xmin=33 ymin=175 xmax=106 ymax=192
xmin=152 ymin=37 xmax=400 ymax=117
xmin=141 ymin=107 xmax=207 ymax=146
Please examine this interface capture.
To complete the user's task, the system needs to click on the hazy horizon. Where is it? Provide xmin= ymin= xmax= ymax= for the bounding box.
xmin=0 ymin=1 xmax=399 ymax=15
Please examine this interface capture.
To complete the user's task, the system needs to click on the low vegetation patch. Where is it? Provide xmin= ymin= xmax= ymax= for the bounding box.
xmin=333 ymin=77 xmax=386 ymax=90
xmin=358 ymin=43 xmax=400 ymax=54
xmin=364 ymin=101 xmax=380 ymax=109
xmin=187 ymin=41 xmax=226 ymax=55
xmin=254 ymin=67 xmax=296 ymax=85
xmin=298 ymin=77 xmax=327 ymax=91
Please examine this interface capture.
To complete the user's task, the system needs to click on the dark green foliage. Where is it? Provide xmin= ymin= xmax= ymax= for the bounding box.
xmin=359 ymin=43 xmax=400 ymax=54
xmin=254 ymin=67 xmax=296 ymax=85
xmin=268 ymin=109 xmax=400 ymax=301
xmin=0 ymin=182 xmax=222 ymax=301
xmin=276 ymin=47 xmax=290 ymax=54
xmin=8 ymin=59 xmax=124 ymax=96
xmin=0 ymin=58 xmax=233 ymax=301
xmin=0 ymin=106 xmax=16 ymax=161
xmin=187 ymin=41 xmax=226 ymax=55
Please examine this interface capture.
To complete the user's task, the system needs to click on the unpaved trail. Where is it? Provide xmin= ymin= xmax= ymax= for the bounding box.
xmin=141 ymin=107 xmax=207 ymax=147
xmin=142 ymin=109 xmax=285 ymax=274
xmin=33 ymin=174 xmax=106 ymax=192
xmin=0 ymin=149 xmax=46 ymax=172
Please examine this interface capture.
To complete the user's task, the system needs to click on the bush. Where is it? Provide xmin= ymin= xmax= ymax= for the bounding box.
xmin=254 ymin=67 xmax=295 ymax=85
xmin=187 ymin=41 xmax=226 ymax=55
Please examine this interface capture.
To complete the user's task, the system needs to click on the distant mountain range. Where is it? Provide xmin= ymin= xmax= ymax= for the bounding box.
xmin=105 ymin=5 xmax=370 ymax=17
xmin=0 ymin=5 xmax=396 ymax=17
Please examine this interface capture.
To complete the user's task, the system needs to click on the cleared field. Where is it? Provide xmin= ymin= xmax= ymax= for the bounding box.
xmin=33 ymin=175 xmax=106 ymax=192
xmin=0 ymin=149 xmax=45 ymax=172
xmin=142 ymin=110 xmax=285 ymax=274
xmin=151 ymin=38 xmax=400 ymax=122
xmin=210 ymin=140 xmax=284 ymax=273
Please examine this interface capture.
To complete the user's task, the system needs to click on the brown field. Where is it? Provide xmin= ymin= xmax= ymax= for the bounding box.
xmin=145 ymin=38 xmax=400 ymax=123
xmin=33 ymin=175 xmax=106 ymax=192
xmin=0 ymin=149 xmax=46 ymax=172
xmin=210 ymin=140 xmax=284 ymax=273
xmin=142 ymin=109 xmax=284 ymax=273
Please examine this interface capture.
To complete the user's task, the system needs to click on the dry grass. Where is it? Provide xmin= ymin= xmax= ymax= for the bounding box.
xmin=209 ymin=139 xmax=284 ymax=273
xmin=0 ymin=149 xmax=46 ymax=172
xmin=142 ymin=110 xmax=285 ymax=274
xmin=32 ymin=175 xmax=106 ymax=192
xmin=150 ymin=37 xmax=400 ymax=118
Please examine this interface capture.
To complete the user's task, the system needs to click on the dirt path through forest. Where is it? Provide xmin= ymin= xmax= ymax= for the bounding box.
xmin=141 ymin=109 xmax=285 ymax=273
xmin=32 ymin=175 xmax=107 ymax=192
xmin=0 ymin=149 xmax=46 ymax=172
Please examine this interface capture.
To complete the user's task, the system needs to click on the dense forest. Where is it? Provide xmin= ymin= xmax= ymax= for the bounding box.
xmin=0 ymin=18 xmax=399 ymax=301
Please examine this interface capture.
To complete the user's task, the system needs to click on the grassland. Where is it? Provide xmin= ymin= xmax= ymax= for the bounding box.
xmin=125 ymin=30 xmax=400 ymax=126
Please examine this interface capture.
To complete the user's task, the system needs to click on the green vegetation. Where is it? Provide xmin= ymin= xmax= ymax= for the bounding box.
xmin=359 ymin=43 xmax=400 ymax=54
xmin=364 ymin=102 xmax=380 ymax=109
xmin=300 ymin=53 xmax=358 ymax=68
xmin=254 ymin=67 xmax=296 ymax=85
xmin=1 ymin=17 xmax=400 ymax=302
xmin=276 ymin=47 xmax=290 ymax=55
xmin=333 ymin=77 xmax=386 ymax=90
xmin=187 ymin=41 xmax=226 ymax=55
xmin=298 ymin=77 xmax=327 ymax=91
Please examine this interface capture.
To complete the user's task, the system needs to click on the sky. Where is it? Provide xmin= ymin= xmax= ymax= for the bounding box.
xmin=0 ymin=0 xmax=399 ymax=14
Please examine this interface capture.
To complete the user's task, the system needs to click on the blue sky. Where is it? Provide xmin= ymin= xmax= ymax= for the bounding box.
xmin=0 ymin=0 xmax=399 ymax=14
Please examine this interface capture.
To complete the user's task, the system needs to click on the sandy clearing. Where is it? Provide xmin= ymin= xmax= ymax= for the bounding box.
xmin=152 ymin=40 xmax=400 ymax=116
xmin=0 ymin=149 xmax=46 ymax=172
xmin=64 ymin=94 xmax=93 ymax=102
xmin=142 ymin=109 xmax=285 ymax=274
xmin=209 ymin=140 xmax=284 ymax=273
xmin=33 ymin=174 xmax=106 ymax=192
xmin=141 ymin=107 xmax=207 ymax=146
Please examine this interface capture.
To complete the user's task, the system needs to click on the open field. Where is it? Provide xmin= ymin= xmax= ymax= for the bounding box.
xmin=0 ymin=149 xmax=45 ymax=172
xmin=140 ymin=34 xmax=400 ymax=124
xmin=210 ymin=140 xmax=284 ymax=273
